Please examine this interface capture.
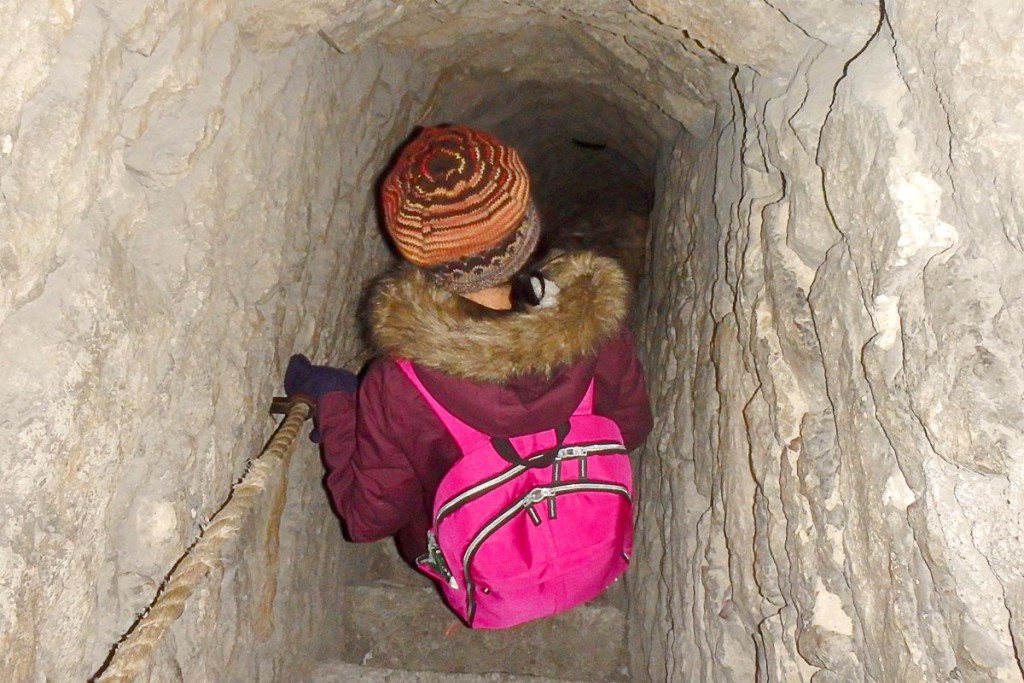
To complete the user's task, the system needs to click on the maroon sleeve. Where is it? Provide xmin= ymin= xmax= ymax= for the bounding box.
xmin=316 ymin=359 xmax=454 ymax=546
xmin=592 ymin=327 xmax=653 ymax=451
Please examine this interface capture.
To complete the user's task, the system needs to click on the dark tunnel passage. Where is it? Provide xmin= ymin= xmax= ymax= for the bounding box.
xmin=445 ymin=81 xmax=665 ymax=283
xmin=372 ymin=80 xmax=665 ymax=286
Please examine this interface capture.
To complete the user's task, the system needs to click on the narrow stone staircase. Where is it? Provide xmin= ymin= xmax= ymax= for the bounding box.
xmin=308 ymin=541 xmax=631 ymax=682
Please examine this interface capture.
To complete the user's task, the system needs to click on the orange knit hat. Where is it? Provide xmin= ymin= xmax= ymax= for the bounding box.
xmin=380 ymin=125 xmax=540 ymax=293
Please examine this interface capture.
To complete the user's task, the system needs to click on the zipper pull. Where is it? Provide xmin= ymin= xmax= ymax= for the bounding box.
xmin=527 ymin=506 xmax=542 ymax=526
xmin=524 ymin=487 xmax=554 ymax=526
xmin=524 ymin=487 xmax=554 ymax=504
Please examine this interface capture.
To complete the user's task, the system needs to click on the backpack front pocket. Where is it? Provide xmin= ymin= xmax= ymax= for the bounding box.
xmin=454 ymin=482 xmax=632 ymax=627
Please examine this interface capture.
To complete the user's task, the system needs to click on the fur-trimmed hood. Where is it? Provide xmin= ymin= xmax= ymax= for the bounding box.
xmin=368 ymin=251 xmax=631 ymax=383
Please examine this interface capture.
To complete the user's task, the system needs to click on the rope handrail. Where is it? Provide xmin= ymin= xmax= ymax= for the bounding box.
xmin=91 ymin=399 xmax=311 ymax=683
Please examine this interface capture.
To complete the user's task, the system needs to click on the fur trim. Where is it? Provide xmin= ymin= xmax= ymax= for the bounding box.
xmin=369 ymin=252 xmax=630 ymax=382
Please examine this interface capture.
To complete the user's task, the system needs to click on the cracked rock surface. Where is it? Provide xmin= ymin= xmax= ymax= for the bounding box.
xmin=2 ymin=1 xmax=1023 ymax=681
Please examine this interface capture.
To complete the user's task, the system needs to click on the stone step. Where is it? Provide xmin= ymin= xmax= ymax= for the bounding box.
xmin=345 ymin=539 xmax=443 ymax=588
xmin=310 ymin=661 xmax=599 ymax=682
xmin=332 ymin=584 xmax=630 ymax=681
xmin=346 ymin=539 xmax=628 ymax=609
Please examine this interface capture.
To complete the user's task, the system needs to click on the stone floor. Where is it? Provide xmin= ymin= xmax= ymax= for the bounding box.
xmin=309 ymin=541 xmax=631 ymax=682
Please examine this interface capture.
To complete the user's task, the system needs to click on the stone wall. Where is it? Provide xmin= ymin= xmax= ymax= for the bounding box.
xmin=3 ymin=1 xmax=1024 ymax=681
xmin=0 ymin=2 xmax=432 ymax=679
xmin=633 ymin=1 xmax=1024 ymax=680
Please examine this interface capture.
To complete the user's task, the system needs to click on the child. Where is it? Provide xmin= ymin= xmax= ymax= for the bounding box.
xmin=284 ymin=125 xmax=652 ymax=624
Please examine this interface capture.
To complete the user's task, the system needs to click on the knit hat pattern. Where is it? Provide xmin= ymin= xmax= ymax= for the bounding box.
xmin=380 ymin=125 xmax=540 ymax=293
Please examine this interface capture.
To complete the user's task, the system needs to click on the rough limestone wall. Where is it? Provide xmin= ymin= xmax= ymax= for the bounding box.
xmin=7 ymin=0 xmax=1024 ymax=681
xmin=0 ymin=2 xmax=430 ymax=680
xmin=635 ymin=1 xmax=1024 ymax=681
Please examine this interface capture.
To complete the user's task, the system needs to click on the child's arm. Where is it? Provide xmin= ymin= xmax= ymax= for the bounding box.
xmin=316 ymin=361 xmax=429 ymax=543
xmin=593 ymin=327 xmax=654 ymax=451
xmin=317 ymin=360 xmax=458 ymax=548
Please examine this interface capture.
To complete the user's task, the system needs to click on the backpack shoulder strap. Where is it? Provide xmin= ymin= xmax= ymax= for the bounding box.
xmin=395 ymin=359 xmax=487 ymax=449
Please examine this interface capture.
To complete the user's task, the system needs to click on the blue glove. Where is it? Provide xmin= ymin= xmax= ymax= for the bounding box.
xmin=284 ymin=354 xmax=358 ymax=399
xmin=284 ymin=354 xmax=358 ymax=443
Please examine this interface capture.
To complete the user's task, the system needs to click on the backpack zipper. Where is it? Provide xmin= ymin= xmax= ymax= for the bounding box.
xmin=435 ymin=463 xmax=526 ymax=524
xmin=434 ymin=442 xmax=626 ymax=525
xmin=461 ymin=481 xmax=631 ymax=624
xmin=556 ymin=443 xmax=625 ymax=457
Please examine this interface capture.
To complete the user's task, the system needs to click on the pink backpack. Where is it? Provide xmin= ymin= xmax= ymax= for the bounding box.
xmin=396 ymin=359 xmax=633 ymax=629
